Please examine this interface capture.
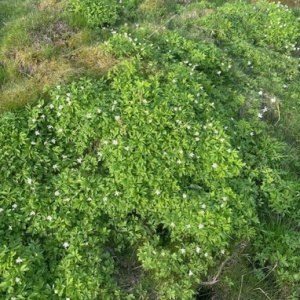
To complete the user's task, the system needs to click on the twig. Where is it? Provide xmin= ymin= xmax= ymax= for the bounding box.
xmin=237 ymin=274 xmax=244 ymax=300
xmin=201 ymin=257 xmax=230 ymax=286
xmin=254 ymin=288 xmax=272 ymax=300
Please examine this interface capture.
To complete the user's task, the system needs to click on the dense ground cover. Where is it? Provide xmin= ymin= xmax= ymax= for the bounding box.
xmin=0 ymin=0 xmax=300 ymax=299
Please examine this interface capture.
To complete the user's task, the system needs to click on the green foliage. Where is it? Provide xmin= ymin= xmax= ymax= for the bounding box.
xmin=1 ymin=0 xmax=300 ymax=299
xmin=66 ymin=0 xmax=118 ymax=27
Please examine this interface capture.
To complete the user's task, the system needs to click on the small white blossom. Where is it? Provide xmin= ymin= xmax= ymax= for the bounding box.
xmin=58 ymin=128 xmax=63 ymax=133
xmin=222 ymin=196 xmax=228 ymax=201
xmin=198 ymin=224 xmax=204 ymax=230
xmin=154 ymin=190 xmax=160 ymax=195
xmin=46 ymin=216 xmax=53 ymax=221
xmin=217 ymin=70 xmax=222 ymax=75
xmin=16 ymin=257 xmax=23 ymax=264
xmin=62 ymin=155 xmax=67 ymax=159
xmin=49 ymin=104 xmax=54 ymax=109
xmin=124 ymin=146 xmax=130 ymax=151
xmin=0 ymin=208 xmax=3 ymax=213
xmin=86 ymin=113 xmax=92 ymax=119
xmin=258 ymin=91 xmax=263 ymax=96
xmin=54 ymin=290 xmax=58 ymax=294
xmin=196 ymin=246 xmax=201 ymax=253
xmin=189 ymin=153 xmax=194 ymax=158
xmin=262 ymin=106 xmax=268 ymax=113
xmin=248 ymin=61 xmax=251 ymax=65
xmin=186 ymin=224 xmax=191 ymax=229
xmin=195 ymin=137 xmax=200 ymax=141
xmin=27 ymin=178 xmax=33 ymax=185
xmin=32 ymin=118 xmax=37 ymax=123
xmin=204 ymin=252 xmax=209 ymax=257
xmin=87 ymin=197 xmax=92 ymax=202
xmin=12 ymin=204 xmax=18 ymax=209
xmin=183 ymin=193 xmax=187 ymax=199
xmin=112 ymin=140 xmax=118 ymax=145
xmin=58 ymin=105 xmax=63 ymax=110
xmin=188 ymin=270 xmax=193 ymax=276
xmin=54 ymin=191 xmax=60 ymax=196
xmin=77 ymin=158 xmax=82 ymax=164
xmin=30 ymin=211 xmax=36 ymax=216
xmin=65 ymin=198 xmax=71 ymax=202
xmin=57 ymin=112 xmax=61 ymax=117
xmin=271 ymin=97 xmax=276 ymax=103
xmin=97 ymin=109 xmax=102 ymax=114
xmin=103 ymin=197 xmax=108 ymax=202
xmin=212 ymin=163 xmax=218 ymax=169
xmin=227 ymin=148 xmax=232 ymax=153
xmin=9 ymin=226 xmax=13 ymax=230
xmin=114 ymin=191 xmax=120 ymax=196
xmin=53 ymin=164 xmax=58 ymax=170
xmin=115 ymin=115 xmax=120 ymax=120
xmin=35 ymin=130 xmax=40 ymax=136
xmin=31 ymin=141 xmax=36 ymax=146
xmin=15 ymin=277 xmax=21 ymax=283
xmin=257 ymin=113 xmax=263 ymax=119
xmin=177 ymin=159 xmax=182 ymax=164
xmin=221 ymin=249 xmax=225 ymax=255
xmin=170 ymin=222 xmax=175 ymax=228
xmin=220 ymin=138 xmax=225 ymax=142
xmin=63 ymin=242 xmax=69 ymax=248
xmin=250 ymin=131 xmax=254 ymax=136
xmin=103 ymin=140 xmax=109 ymax=145
xmin=51 ymin=138 xmax=56 ymax=144
xmin=180 ymin=249 xmax=186 ymax=254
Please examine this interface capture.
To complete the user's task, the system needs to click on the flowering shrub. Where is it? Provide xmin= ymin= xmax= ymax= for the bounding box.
xmin=1 ymin=0 xmax=300 ymax=299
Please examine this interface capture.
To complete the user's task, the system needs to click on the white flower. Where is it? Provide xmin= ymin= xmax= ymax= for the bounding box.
xmin=195 ymin=137 xmax=200 ymax=141
xmin=58 ymin=105 xmax=63 ymax=110
xmin=63 ymin=242 xmax=69 ymax=248
xmin=64 ymin=198 xmax=71 ymax=202
xmin=183 ymin=193 xmax=187 ymax=199
xmin=54 ymin=191 xmax=60 ymax=196
xmin=54 ymin=290 xmax=58 ymax=294
xmin=177 ymin=159 xmax=182 ymax=164
xmin=258 ymin=91 xmax=263 ymax=96
xmin=189 ymin=153 xmax=194 ymax=158
xmin=112 ymin=140 xmax=118 ymax=145
xmin=247 ymin=61 xmax=251 ymax=65
xmin=16 ymin=257 xmax=23 ymax=264
xmin=49 ymin=104 xmax=54 ymax=109
xmin=198 ymin=224 xmax=204 ymax=230
xmin=204 ymin=252 xmax=209 ymax=257
xmin=51 ymin=138 xmax=56 ymax=144
xmin=124 ymin=146 xmax=130 ymax=151
xmin=186 ymin=224 xmax=191 ymax=229
xmin=86 ymin=113 xmax=92 ymax=119
xmin=97 ymin=109 xmax=102 ymax=114
xmin=188 ymin=270 xmax=193 ymax=276
xmin=53 ymin=164 xmax=58 ymax=170
xmin=15 ymin=277 xmax=21 ymax=283
xmin=9 ymin=226 xmax=13 ymax=230
xmin=212 ymin=163 xmax=218 ymax=169
xmin=31 ymin=141 xmax=36 ymax=146
xmin=201 ymin=204 xmax=206 ymax=209
xmin=0 ymin=208 xmax=3 ymax=213
xmin=32 ymin=118 xmax=37 ymax=123
xmin=77 ymin=158 xmax=82 ymax=164
xmin=154 ymin=190 xmax=160 ymax=195
xmin=46 ymin=216 xmax=53 ymax=221
xmin=41 ymin=114 xmax=45 ymax=119
xmin=221 ymin=249 xmax=225 ymax=255
xmin=30 ymin=211 xmax=36 ymax=216
xmin=257 ymin=113 xmax=263 ymax=119
xmin=180 ymin=249 xmax=186 ymax=254
xmin=103 ymin=196 xmax=108 ymax=202
xmin=27 ymin=178 xmax=33 ymax=185
xmin=35 ymin=130 xmax=40 ymax=136
xmin=262 ymin=106 xmax=268 ymax=113
xmin=114 ymin=191 xmax=120 ymax=196
xmin=103 ymin=140 xmax=109 ymax=145
xmin=87 ymin=197 xmax=92 ymax=202
xmin=250 ymin=131 xmax=254 ymax=136
xmin=222 ymin=196 xmax=228 ymax=201
xmin=283 ymin=84 xmax=288 ymax=89
xmin=62 ymin=155 xmax=67 ymax=159
xmin=227 ymin=148 xmax=232 ymax=153
xmin=66 ymin=298 xmax=71 ymax=300
xmin=115 ymin=115 xmax=120 ymax=120
xmin=270 ymin=97 xmax=276 ymax=103
xmin=196 ymin=246 xmax=201 ymax=253
xmin=58 ymin=128 xmax=63 ymax=133
xmin=217 ymin=70 xmax=221 ymax=75
xmin=12 ymin=204 xmax=18 ymax=209
xmin=170 ymin=222 xmax=175 ymax=228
